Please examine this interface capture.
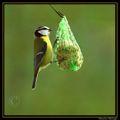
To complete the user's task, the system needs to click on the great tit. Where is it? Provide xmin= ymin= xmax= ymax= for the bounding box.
xmin=32 ymin=26 xmax=53 ymax=89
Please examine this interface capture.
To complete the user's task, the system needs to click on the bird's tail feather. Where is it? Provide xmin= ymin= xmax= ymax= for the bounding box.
xmin=32 ymin=67 xmax=39 ymax=89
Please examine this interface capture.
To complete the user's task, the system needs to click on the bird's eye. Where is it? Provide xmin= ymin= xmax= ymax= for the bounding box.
xmin=38 ymin=27 xmax=47 ymax=30
xmin=43 ymin=28 xmax=47 ymax=30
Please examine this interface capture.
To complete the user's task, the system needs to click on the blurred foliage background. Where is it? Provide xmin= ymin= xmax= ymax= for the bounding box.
xmin=4 ymin=4 xmax=115 ymax=115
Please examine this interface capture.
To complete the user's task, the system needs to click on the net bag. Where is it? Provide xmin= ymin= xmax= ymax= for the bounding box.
xmin=54 ymin=16 xmax=83 ymax=71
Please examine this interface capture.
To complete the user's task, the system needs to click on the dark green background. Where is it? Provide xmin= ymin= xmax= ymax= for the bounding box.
xmin=4 ymin=4 xmax=115 ymax=115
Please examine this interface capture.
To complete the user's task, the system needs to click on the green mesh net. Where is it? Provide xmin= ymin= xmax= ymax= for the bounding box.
xmin=54 ymin=16 xmax=83 ymax=71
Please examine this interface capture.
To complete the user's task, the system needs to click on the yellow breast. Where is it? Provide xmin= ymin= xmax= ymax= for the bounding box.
xmin=40 ymin=36 xmax=53 ymax=67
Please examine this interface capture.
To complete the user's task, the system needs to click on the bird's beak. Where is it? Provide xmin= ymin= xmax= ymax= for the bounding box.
xmin=49 ymin=28 xmax=52 ymax=31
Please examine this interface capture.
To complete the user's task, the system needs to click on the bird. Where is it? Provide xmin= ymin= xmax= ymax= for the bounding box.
xmin=32 ymin=26 xmax=53 ymax=89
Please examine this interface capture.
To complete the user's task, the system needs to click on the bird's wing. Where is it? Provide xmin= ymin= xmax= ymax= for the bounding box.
xmin=32 ymin=41 xmax=47 ymax=89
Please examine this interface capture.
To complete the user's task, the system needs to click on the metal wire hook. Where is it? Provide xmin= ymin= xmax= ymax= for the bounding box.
xmin=49 ymin=5 xmax=64 ymax=18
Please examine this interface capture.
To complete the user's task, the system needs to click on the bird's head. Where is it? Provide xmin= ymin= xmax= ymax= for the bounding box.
xmin=34 ymin=26 xmax=52 ymax=37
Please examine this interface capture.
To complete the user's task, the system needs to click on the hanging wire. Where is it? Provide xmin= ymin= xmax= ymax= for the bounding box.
xmin=49 ymin=5 xmax=64 ymax=18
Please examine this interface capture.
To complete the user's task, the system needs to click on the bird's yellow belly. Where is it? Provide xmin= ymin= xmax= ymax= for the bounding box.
xmin=41 ymin=44 xmax=53 ymax=67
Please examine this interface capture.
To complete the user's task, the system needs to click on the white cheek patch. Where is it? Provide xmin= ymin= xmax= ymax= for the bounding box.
xmin=38 ymin=30 xmax=49 ymax=36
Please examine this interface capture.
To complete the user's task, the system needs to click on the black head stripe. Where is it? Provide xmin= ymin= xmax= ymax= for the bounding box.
xmin=34 ymin=29 xmax=42 ymax=37
xmin=38 ymin=26 xmax=50 ymax=30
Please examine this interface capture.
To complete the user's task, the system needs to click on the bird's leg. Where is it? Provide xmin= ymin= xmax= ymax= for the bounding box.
xmin=53 ymin=37 xmax=59 ymax=48
xmin=50 ymin=60 xmax=58 ymax=64
xmin=51 ymin=37 xmax=60 ymax=64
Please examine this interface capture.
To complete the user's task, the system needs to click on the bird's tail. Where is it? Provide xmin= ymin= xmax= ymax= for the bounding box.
xmin=32 ymin=66 xmax=39 ymax=89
